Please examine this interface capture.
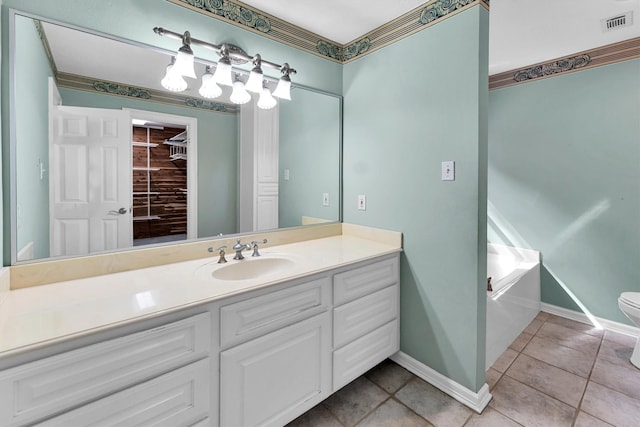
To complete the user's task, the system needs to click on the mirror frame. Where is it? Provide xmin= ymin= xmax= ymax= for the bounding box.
xmin=7 ymin=8 xmax=343 ymax=266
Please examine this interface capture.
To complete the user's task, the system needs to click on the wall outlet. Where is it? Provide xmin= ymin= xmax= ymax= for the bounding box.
xmin=441 ymin=161 xmax=455 ymax=181
xmin=358 ymin=194 xmax=366 ymax=211
xmin=323 ymin=193 xmax=329 ymax=206
xmin=284 ymin=169 xmax=290 ymax=181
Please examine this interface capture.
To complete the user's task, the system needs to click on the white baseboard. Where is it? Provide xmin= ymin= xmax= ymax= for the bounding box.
xmin=390 ymin=351 xmax=492 ymax=414
xmin=541 ymin=303 xmax=640 ymax=338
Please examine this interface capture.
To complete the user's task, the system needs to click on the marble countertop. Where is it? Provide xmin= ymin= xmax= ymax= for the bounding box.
xmin=0 ymin=229 xmax=401 ymax=357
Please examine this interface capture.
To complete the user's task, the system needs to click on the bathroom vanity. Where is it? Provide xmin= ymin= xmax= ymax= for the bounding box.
xmin=0 ymin=226 xmax=401 ymax=426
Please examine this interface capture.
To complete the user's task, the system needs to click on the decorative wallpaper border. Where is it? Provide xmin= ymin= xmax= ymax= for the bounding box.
xmin=167 ymin=0 xmax=487 ymax=64
xmin=57 ymin=73 xmax=238 ymax=114
xmin=489 ymin=36 xmax=640 ymax=90
xmin=34 ymin=20 xmax=58 ymax=75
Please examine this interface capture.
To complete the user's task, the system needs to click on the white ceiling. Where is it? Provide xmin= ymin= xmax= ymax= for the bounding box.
xmin=241 ymin=0 xmax=640 ymax=74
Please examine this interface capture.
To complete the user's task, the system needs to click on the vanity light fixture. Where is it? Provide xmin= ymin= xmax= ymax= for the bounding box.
xmin=245 ymin=54 xmax=264 ymax=93
xmin=154 ymin=27 xmax=296 ymax=103
xmin=272 ymin=63 xmax=292 ymax=100
xmin=257 ymin=84 xmax=277 ymax=110
xmin=230 ymin=74 xmax=251 ymax=105
xmin=160 ymin=57 xmax=188 ymax=92
xmin=199 ymin=66 xmax=222 ymax=99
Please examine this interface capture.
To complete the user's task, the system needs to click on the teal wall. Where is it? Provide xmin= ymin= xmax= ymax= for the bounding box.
xmin=279 ymin=89 xmax=341 ymax=228
xmin=342 ymin=6 xmax=489 ymax=392
xmin=14 ymin=16 xmax=51 ymax=259
xmin=488 ymin=60 xmax=640 ymax=324
xmin=59 ymin=87 xmax=238 ymax=238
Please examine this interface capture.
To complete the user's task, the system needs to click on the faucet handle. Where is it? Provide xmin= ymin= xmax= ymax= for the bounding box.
xmin=209 ymin=245 xmax=228 ymax=263
xmin=251 ymin=239 xmax=268 ymax=257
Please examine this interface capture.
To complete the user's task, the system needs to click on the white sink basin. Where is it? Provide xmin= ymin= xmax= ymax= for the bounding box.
xmin=198 ymin=256 xmax=296 ymax=281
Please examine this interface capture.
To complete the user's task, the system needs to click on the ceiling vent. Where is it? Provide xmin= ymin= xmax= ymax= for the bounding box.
xmin=602 ymin=11 xmax=633 ymax=31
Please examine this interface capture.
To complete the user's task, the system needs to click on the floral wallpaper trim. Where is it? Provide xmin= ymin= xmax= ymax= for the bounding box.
xmin=167 ymin=0 xmax=486 ymax=64
xmin=489 ymin=36 xmax=640 ymax=90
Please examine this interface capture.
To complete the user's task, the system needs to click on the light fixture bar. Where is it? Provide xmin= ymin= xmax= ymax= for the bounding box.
xmin=153 ymin=27 xmax=297 ymax=77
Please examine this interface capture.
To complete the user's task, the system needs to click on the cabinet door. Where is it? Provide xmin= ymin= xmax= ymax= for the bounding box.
xmin=220 ymin=312 xmax=331 ymax=427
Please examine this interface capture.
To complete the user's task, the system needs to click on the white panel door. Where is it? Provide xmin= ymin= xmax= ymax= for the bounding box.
xmin=50 ymin=105 xmax=131 ymax=257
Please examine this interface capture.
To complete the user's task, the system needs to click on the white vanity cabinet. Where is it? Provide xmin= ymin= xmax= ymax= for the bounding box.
xmin=0 ymin=312 xmax=214 ymax=427
xmin=332 ymin=255 xmax=400 ymax=391
xmin=219 ymin=275 xmax=332 ymax=427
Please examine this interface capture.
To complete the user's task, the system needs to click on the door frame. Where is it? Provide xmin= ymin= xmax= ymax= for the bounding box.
xmin=125 ymin=109 xmax=198 ymax=240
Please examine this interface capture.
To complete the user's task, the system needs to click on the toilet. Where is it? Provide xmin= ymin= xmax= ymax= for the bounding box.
xmin=618 ymin=292 xmax=640 ymax=368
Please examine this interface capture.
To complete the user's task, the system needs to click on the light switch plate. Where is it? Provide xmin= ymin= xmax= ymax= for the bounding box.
xmin=323 ymin=193 xmax=329 ymax=206
xmin=358 ymin=195 xmax=366 ymax=210
xmin=441 ymin=161 xmax=455 ymax=181
xmin=284 ymin=169 xmax=290 ymax=181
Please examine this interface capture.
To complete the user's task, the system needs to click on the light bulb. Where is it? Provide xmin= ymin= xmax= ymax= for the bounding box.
xmin=257 ymin=87 xmax=277 ymax=110
xmin=272 ymin=75 xmax=291 ymax=100
xmin=161 ymin=64 xmax=188 ymax=92
xmin=213 ymin=57 xmax=233 ymax=86
xmin=230 ymin=80 xmax=251 ymax=105
xmin=199 ymin=69 xmax=222 ymax=99
xmin=173 ymin=47 xmax=196 ymax=79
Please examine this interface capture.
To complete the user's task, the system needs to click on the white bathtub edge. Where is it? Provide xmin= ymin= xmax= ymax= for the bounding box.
xmin=541 ymin=303 xmax=640 ymax=337
xmin=391 ymin=351 xmax=492 ymax=414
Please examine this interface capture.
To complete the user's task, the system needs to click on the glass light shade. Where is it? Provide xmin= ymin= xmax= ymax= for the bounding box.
xmin=199 ymin=72 xmax=222 ymax=99
xmin=213 ymin=58 xmax=233 ymax=86
xmin=272 ymin=76 xmax=291 ymax=100
xmin=257 ymin=87 xmax=277 ymax=110
xmin=245 ymin=67 xmax=264 ymax=93
xmin=230 ymin=81 xmax=251 ymax=105
xmin=161 ymin=64 xmax=188 ymax=92
xmin=173 ymin=47 xmax=196 ymax=79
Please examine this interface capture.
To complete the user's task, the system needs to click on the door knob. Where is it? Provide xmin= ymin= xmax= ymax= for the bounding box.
xmin=108 ymin=207 xmax=128 ymax=215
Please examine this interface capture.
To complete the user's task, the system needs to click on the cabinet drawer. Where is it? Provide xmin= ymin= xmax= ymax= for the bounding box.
xmin=220 ymin=277 xmax=330 ymax=348
xmin=0 ymin=312 xmax=211 ymax=427
xmin=334 ymin=284 xmax=399 ymax=348
xmin=333 ymin=256 xmax=399 ymax=305
xmin=221 ymin=312 xmax=331 ymax=427
xmin=333 ymin=319 xmax=399 ymax=391
xmin=36 ymin=359 xmax=211 ymax=427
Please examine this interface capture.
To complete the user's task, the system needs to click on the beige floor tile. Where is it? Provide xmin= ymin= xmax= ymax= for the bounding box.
xmin=523 ymin=318 xmax=544 ymax=335
xmin=581 ymin=381 xmax=640 ymax=427
xmin=597 ymin=338 xmax=636 ymax=370
xmin=464 ymin=407 xmax=521 ymax=427
xmin=489 ymin=376 xmax=575 ymax=427
xmin=573 ymin=411 xmax=614 ymax=427
xmin=522 ymin=336 xmax=595 ymax=378
xmin=365 ymin=359 xmax=415 ymax=394
xmin=356 ymin=398 xmax=433 ymax=427
xmin=322 ymin=377 xmax=389 ymax=426
xmin=491 ymin=348 xmax=519 ymax=373
xmin=535 ymin=322 xmax=601 ymax=357
xmin=286 ymin=404 xmax=343 ymax=427
xmin=505 ymin=353 xmax=587 ymax=407
xmin=603 ymin=329 xmax=637 ymax=347
xmin=508 ymin=332 xmax=533 ymax=352
xmin=590 ymin=357 xmax=640 ymax=400
xmin=485 ymin=368 xmax=502 ymax=390
xmin=535 ymin=311 xmax=551 ymax=322
xmin=396 ymin=378 xmax=473 ymax=427
xmin=545 ymin=315 xmax=603 ymax=338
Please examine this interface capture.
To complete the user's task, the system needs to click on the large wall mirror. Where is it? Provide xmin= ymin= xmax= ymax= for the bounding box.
xmin=9 ymin=10 xmax=342 ymax=264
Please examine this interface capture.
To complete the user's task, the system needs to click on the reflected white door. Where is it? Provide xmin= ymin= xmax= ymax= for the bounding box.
xmin=50 ymin=105 xmax=131 ymax=257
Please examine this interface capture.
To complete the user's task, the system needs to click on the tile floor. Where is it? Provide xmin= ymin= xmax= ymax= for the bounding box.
xmin=286 ymin=312 xmax=640 ymax=427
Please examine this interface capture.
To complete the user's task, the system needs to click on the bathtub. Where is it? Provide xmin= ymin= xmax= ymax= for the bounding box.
xmin=486 ymin=243 xmax=541 ymax=369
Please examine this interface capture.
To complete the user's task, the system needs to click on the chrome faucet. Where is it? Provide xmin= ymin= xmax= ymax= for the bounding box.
xmin=232 ymin=239 xmax=251 ymax=260
xmin=208 ymin=245 xmax=227 ymax=263
xmin=251 ymin=239 xmax=268 ymax=257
